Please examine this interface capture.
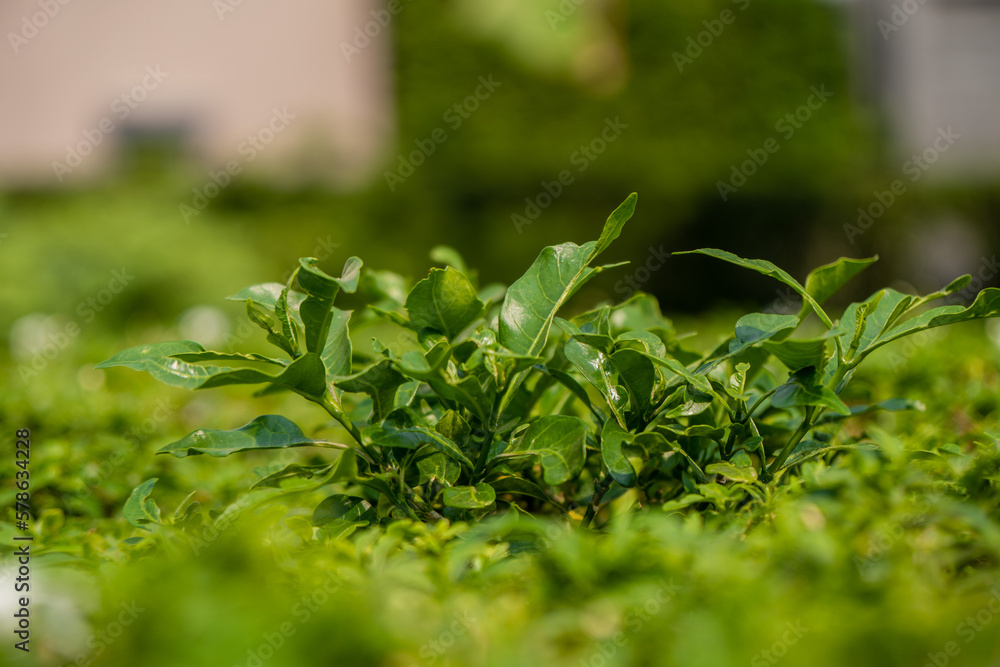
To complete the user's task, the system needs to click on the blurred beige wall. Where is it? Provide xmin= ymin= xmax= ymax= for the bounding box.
xmin=0 ymin=0 xmax=393 ymax=186
xmin=857 ymin=0 xmax=1000 ymax=180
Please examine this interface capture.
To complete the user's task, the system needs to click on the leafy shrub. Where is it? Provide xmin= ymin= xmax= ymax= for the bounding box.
xmin=97 ymin=194 xmax=1000 ymax=532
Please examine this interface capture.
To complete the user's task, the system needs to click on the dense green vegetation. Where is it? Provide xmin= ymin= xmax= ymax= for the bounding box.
xmin=6 ymin=195 xmax=1000 ymax=666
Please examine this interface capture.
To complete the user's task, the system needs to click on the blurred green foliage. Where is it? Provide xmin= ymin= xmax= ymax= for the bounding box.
xmin=3 ymin=310 xmax=1000 ymax=666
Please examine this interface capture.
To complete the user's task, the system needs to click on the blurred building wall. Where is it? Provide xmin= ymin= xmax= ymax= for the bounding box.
xmin=855 ymin=0 xmax=1000 ymax=179
xmin=0 ymin=0 xmax=392 ymax=186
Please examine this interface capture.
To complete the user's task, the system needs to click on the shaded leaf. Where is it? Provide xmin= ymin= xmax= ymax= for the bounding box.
xmin=601 ymin=418 xmax=637 ymax=487
xmin=706 ymin=461 xmax=758 ymax=484
xmin=675 ymin=248 xmax=832 ymax=326
xmin=296 ymin=256 xmax=362 ymax=356
xmin=199 ymin=352 xmax=328 ymax=399
xmin=870 ymin=288 xmax=1000 ymax=353
xmin=312 ymin=495 xmax=375 ymax=527
xmin=363 ymin=424 xmax=474 ymax=470
xmin=565 ymin=338 xmax=628 ymax=427
xmin=772 ymin=367 xmax=851 ymax=416
xmin=159 ymin=415 xmax=344 ymax=458
xmin=405 ymin=266 xmax=484 ymax=338
xmin=510 ymin=415 xmax=589 ymax=485
xmin=799 ymin=256 xmax=878 ymax=319
xmin=337 ymin=360 xmax=408 ymax=422
xmin=443 ymin=483 xmax=496 ymax=509
xmin=96 ymin=341 xmax=222 ymax=390
xmin=499 ymin=194 xmax=637 ymax=356
xmin=123 ymin=478 xmax=161 ymax=529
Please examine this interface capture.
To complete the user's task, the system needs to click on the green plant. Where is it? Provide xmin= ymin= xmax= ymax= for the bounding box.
xmin=97 ymin=193 xmax=1000 ymax=531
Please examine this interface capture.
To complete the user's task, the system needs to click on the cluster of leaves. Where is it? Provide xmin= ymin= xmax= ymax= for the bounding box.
xmin=97 ymin=194 xmax=1000 ymax=533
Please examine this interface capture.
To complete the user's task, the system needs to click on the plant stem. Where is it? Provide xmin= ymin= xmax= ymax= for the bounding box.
xmin=472 ymin=425 xmax=496 ymax=480
xmin=767 ymin=406 xmax=816 ymax=477
xmin=318 ymin=393 xmax=379 ymax=464
xmin=582 ymin=474 xmax=614 ymax=529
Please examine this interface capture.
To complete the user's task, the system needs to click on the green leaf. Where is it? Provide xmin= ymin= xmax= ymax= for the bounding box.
xmin=489 ymin=476 xmax=557 ymax=505
xmin=429 ymin=245 xmax=470 ymax=275
xmin=869 ymin=288 xmax=1000 ymax=353
xmin=705 ymin=461 xmax=758 ymax=484
xmin=363 ymin=424 xmax=474 ymax=470
xmin=159 ymin=415 xmax=344 ymax=458
xmin=436 ymin=410 xmax=472 ymax=446
xmin=96 ymin=341 xmax=222 ymax=390
xmin=312 ymin=495 xmax=376 ymax=527
xmin=661 ymin=493 xmax=707 ymax=513
xmin=778 ymin=440 xmax=878 ymax=471
xmin=762 ymin=337 xmax=829 ymax=371
xmin=676 ymin=249 xmax=833 ymax=327
xmin=168 ymin=350 xmax=286 ymax=366
xmin=442 ymin=483 xmax=496 ymax=509
xmin=227 ymin=283 xmax=305 ymax=316
xmin=610 ymin=348 xmax=656 ymax=420
xmin=499 ymin=194 xmax=637 ymax=357
xmin=730 ymin=313 xmax=799 ymax=356
xmin=296 ymin=256 xmax=362 ymax=356
xmin=818 ymin=397 xmax=925 ymax=423
xmin=565 ymin=338 xmax=628 ymax=427
xmin=199 ymin=352 xmax=328 ymax=399
xmin=250 ymin=463 xmax=335 ymax=490
xmin=772 ymin=367 xmax=851 ymax=416
xmin=405 ymin=267 xmax=485 ymax=339
xmin=799 ymin=256 xmax=878 ymax=319
xmin=840 ymin=289 xmax=915 ymax=359
xmin=428 ymin=375 xmax=494 ymax=425
xmin=337 ymin=360 xmax=408 ymax=422
xmin=636 ymin=432 xmax=707 ymax=482
xmin=123 ymin=478 xmax=161 ymax=529
xmin=321 ymin=308 xmax=353 ymax=380
xmin=601 ymin=419 xmax=637 ymax=488
xmin=412 ymin=449 xmax=461 ymax=485
xmin=636 ymin=352 xmax=713 ymax=394
xmin=245 ymin=300 xmax=297 ymax=357
xmin=274 ymin=285 xmax=299 ymax=352
xmin=616 ymin=330 xmax=666 ymax=357
xmin=591 ymin=193 xmax=638 ymax=259
xmin=537 ymin=365 xmax=598 ymax=416
xmin=510 ymin=415 xmax=589 ymax=485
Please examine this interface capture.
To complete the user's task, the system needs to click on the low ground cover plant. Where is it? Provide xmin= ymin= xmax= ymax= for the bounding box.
xmin=97 ymin=193 xmax=1000 ymax=535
